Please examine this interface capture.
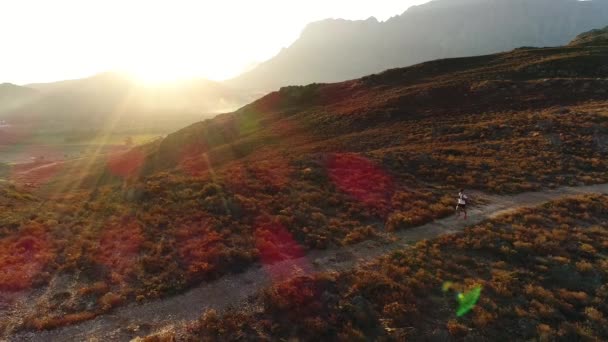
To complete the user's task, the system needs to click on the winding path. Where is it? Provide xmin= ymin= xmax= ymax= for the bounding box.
xmin=10 ymin=183 xmax=608 ymax=342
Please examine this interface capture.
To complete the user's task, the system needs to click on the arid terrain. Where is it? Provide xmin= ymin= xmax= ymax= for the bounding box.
xmin=1 ymin=26 xmax=607 ymax=341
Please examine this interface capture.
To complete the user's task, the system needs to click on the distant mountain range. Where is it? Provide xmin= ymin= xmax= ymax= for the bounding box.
xmin=0 ymin=83 xmax=39 ymax=115
xmin=2 ymin=0 xmax=607 ymax=132
xmin=229 ymin=0 xmax=608 ymax=92
xmin=0 ymin=73 xmax=250 ymax=133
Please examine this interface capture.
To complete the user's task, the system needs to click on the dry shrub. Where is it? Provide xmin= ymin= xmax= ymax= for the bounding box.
xmin=167 ymin=195 xmax=608 ymax=340
xmin=176 ymin=220 xmax=226 ymax=277
xmin=584 ymin=307 xmax=605 ymax=322
xmin=0 ymin=223 xmax=53 ymax=291
xmin=96 ymin=217 xmax=144 ymax=284
xmin=343 ymin=226 xmax=376 ymax=245
xmin=29 ymin=312 xmax=97 ymax=331
xmin=575 ymin=261 xmax=594 ymax=273
xmin=558 ymin=289 xmax=589 ymax=304
xmin=537 ymin=323 xmax=554 ymax=341
xmin=98 ymin=292 xmax=124 ymax=311
xmin=382 ymin=301 xmax=417 ymax=325
xmin=473 ymin=307 xmax=497 ymax=328
xmin=446 ymin=320 xmax=469 ymax=338
xmin=78 ymin=281 xmax=109 ymax=296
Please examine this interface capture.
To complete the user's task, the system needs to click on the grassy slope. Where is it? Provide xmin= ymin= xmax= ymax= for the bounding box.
xmin=2 ymin=37 xmax=608 ymax=332
xmin=143 ymin=44 xmax=608 ymax=192
xmin=157 ymin=194 xmax=608 ymax=341
xmin=570 ymin=26 xmax=608 ymax=47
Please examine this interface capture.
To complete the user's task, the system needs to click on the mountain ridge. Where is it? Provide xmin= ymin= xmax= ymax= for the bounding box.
xmin=570 ymin=25 xmax=608 ymax=46
xmin=0 ymin=72 xmax=251 ymax=133
xmin=0 ymin=83 xmax=39 ymax=115
xmin=105 ymin=30 xmax=608 ymax=186
xmin=229 ymin=0 xmax=608 ymax=92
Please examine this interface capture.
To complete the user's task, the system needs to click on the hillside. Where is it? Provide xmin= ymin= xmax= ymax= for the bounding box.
xmin=0 ymin=83 xmax=38 ymax=114
xmin=145 ymin=38 xmax=608 ymax=192
xmin=229 ymin=0 xmax=608 ymax=92
xmin=0 ymin=73 xmax=254 ymax=165
xmin=0 ymin=73 xmax=250 ymax=133
xmin=155 ymin=194 xmax=608 ymax=341
xmin=570 ymin=26 xmax=608 ymax=47
xmin=1 ymin=30 xmax=608 ymax=338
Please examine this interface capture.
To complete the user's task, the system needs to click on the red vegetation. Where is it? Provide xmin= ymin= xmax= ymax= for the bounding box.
xmin=224 ymin=154 xmax=292 ymax=195
xmin=158 ymin=195 xmax=608 ymax=341
xmin=4 ymin=40 xmax=608 ymax=334
xmin=176 ymin=219 xmax=227 ymax=278
xmin=0 ymin=223 xmax=53 ymax=291
xmin=327 ymin=153 xmax=394 ymax=215
xmin=106 ymin=148 xmax=145 ymax=178
xmin=180 ymin=153 xmax=213 ymax=177
xmin=179 ymin=142 xmax=211 ymax=176
xmin=254 ymin=217 xmax=305 ymax=265
xmin=254 ymin=216 xmax=312 ymax=281
xmin=96 ymin=217 xmax=144 ymax=284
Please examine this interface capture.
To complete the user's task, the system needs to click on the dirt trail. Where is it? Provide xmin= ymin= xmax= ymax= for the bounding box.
xmin=10 ymin=183 xmax=608 ymax=342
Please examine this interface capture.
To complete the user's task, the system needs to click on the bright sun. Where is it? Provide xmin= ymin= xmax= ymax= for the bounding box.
xmin=121 ymin=54 xmax=236 ymax=84
xmin=125 ymin=62 xmax=194 ymax=84
xmin=128 ymin=68 xmax=184 ymax=84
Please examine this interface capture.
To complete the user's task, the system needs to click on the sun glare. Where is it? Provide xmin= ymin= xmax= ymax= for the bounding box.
xmin=127 ymin=66 xmax=189 ymax=84
xmin=120 ymin=58 xmax=199 ymax=84
xmin=121 ymin=55 xmax=240 ymax=85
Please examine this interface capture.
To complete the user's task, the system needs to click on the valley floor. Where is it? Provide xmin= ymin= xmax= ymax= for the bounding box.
xmin=8 ymin=183 xmax=608 ymax=341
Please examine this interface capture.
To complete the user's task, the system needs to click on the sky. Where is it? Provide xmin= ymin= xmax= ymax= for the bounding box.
xmin=0 ymin=0 xmax=431 ymax=85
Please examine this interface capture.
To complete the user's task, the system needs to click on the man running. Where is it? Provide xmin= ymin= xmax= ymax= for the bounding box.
xmin=456 ymin=189 xmax=468 ymax=219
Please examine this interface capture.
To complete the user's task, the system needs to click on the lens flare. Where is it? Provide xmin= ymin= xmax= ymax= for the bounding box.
xmin=326 ymin=153 xmax=394 ymax=214
xmin=254 ymin=216 xmax=311 ymax=281
xmin=456 ymin=285 xmax=482 ymax=317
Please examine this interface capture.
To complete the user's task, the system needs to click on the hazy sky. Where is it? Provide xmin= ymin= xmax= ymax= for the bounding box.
xmin=0 ymin=0 xmax=431 ymax=84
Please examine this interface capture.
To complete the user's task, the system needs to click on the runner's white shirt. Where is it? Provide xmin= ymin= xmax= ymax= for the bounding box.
xmin=458 ymin=192 xmax=467 ymax=205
